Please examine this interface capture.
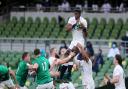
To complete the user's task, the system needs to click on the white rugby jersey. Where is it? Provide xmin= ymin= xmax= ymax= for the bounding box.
xmin=113 ymin=65 xmax=126 ymax=89
xmin=74 ymin=57 xmax=95 ymax=88
xmin=68 ymin=16 xmax=87 ymax=41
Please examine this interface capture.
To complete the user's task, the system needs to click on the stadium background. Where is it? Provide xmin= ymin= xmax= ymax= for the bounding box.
xmin=0 ymin=0 xmax=128 ymax=89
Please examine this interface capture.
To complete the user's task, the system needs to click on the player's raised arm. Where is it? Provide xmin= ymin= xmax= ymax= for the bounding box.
xmin=76 ymin=43 xmax=89 ymax=62
xmin=32 ymin=63 xmax=39 ymax=72
xmin=56 ymin=52 xmax=75 ymax=65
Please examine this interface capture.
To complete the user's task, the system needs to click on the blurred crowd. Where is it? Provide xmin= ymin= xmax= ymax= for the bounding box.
xmin=35 ymin=0 xmax=128 ymax=12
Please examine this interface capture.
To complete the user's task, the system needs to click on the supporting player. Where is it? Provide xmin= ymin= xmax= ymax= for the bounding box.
xmin=104 ymin=54 xmax=126 ymax=89
xmin=32 ymin=48 xmax=54 ymax=89
xmin=16 ymin=52 xmax=32 ymax=89
xmin=74 ymin=43 xmax=95 ymax=89
xmin=0 ymin=64 xmax=18 ymax=89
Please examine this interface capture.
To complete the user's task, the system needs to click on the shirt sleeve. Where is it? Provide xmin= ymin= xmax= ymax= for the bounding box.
xmin=81 ymin=18 xmax=87 ymax=28
xmin=73 ymin=57 xmax=81 ymax=67
xmin=113 ymin=67 xmax=120 ymax=76
xmin=68 ymin=17 xmax=74 ymax=25
xmin=48 ymin=58 xmax=53 ymax=66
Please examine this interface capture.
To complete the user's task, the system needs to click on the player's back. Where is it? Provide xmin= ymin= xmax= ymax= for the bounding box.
xmin=0 ymin=65 xmax=10 ymax=81
xmin=16 ymin=60 xmax=28 ymax=86
xmin=33 ymin=56 xmax=52 ymax=85
xmin=80 ymin=59 xmax=94 ymax=84
xmin=0 ymin=65 xmax=9 ymax=74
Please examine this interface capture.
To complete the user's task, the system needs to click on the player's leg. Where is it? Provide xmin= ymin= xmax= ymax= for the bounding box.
xmin=67 ymin=82 xmax=75 ymax=89
xmin=64 ymin=41 xmax=75 ymax=58
xmin=36 ymin=81 xmax=54 ymax=89
xmin=4 ymin=79 xmax=15 ymax=89
xmin=59 ymin=83 xmax=68 ymax=89
xmin=0 ymin=82 xmax=5 ymax=89
xmin=67 ymin=64 xmax=73 ymax=80
xmin=59 ymin=65 xmax=68 ymax=79
xmin=20 ymin=86 xmax=28 ymax=89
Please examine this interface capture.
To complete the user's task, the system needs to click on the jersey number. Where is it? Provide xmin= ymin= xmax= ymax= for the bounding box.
xmin=42 ymin=62 xmax=47 ymax=71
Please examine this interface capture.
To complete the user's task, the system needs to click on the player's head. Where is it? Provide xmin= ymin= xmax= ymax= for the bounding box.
xmin=40 ymin=49 xmax=46 ymax=57
xmin=74 ymin=7 xmax=81 ymax=20
xmin=22 ymin=52 xmax=30 ymax=62
xmin=114 ymin=54 xmax=123 ymax=67
xmin=50 ymin=48 xmax=57 ymax=55
xmin=34 ymin=48 xmax=41 ymax=56
xmin=59 ymin=47 xmax=67 ymax=55
xmin=85 ymin=48 xmax=93 ymax=58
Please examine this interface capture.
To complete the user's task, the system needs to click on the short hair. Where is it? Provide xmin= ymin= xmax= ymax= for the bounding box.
xmin=115 ymin=54 xmax=123 ymax=67
xmin=50 ymin=48 xmax=55 ymax=54
xmin=22 ymin=52 xmax=29 ymax=60
xmin=34 ymin=48 xmax=40 ymax=55
xmin=74 ymin=7 xmax=81 ymax=13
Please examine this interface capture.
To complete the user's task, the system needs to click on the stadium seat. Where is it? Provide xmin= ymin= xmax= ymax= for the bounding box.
xmin=35 ymin=17 xmax=41 ymax=24
xmin=42 ymin=31 xmax=50 ymax=38
xmin=34 ymin=31 xmax=42 ymax=38
xmin=26 ymin=31 xmax=34 ymax=38
xmin=66 ymin=32 xmax=72 ymax=38
xmin=27 ymin=17 xmax=33 ymax=24
xmin=19 ymin=17 xmax=25 ymax=24
xmin=50 ymin=28 xmax=60 ymax=38
xmin=42 ymin=17 xmax=49 ymax=27
xmin=13 ymin=27 xmax=20 ymax=32
xmin=23 ymin=23 xmax=30 ymax=29
xmin=4 ymin=57 xmax=12 ymax=63
xmin=39 ymin=23 xmax=47 ymax=30
xmin=31 ymin=23 xmax=38 ymax=29
xmin=37 ymin=27 xmax=45 ymax=33
xmin=11 ymin=16 xmax=17 ymax=24
xmin=50 ymin=17 xmax=57 ymax=27
xmin=10 ymin=31 xmax=17 ymax=37
xmin=59 ymin=29 xmax=67 ymax=38
xmin=1 ymin=16 xmax=127 ymax=39
xmin=17 ymin=31 xmax=25 ymax=37
xmin=15 ymin=23 xmax=22 ymax=28
xmin=120 ymin=29 xmax=127 ymax=39
xmin=7 ymin=23 xmax=14 ymax=28
xmin=111 ymin=18 xmax=123 ymax=39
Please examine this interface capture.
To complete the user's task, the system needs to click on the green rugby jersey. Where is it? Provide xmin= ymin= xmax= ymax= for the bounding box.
xmin=16 ymin=60 xmax=28 ymax=86
xmin=32 ymin=56 xmax=52 ymax=85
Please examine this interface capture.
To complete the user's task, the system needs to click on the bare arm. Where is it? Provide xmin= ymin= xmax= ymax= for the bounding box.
xmin=105 ymin=74 xmax=120 ymax=84
xmin=110 ymin=75 xmax=120 ymax=83
xmin=76 ymin=43 xmax=89 ymax=62
xmin=9 ymin=70 xmax=19 ymax=88
xmin=32 ymin=63 xmax=38 ymax=70
xmin=57 ymin=52 xmax=75 ymax=65
xmin=65 ymin=23 xmax=72 ymax=32
xmin=50 ymin=59 xmax=57 ymax=71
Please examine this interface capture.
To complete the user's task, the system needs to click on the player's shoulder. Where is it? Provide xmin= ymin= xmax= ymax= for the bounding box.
xmin=68 ymin=16 xmax=75 ymax=20
xmin=20 ymin=60 xmax=27 ymax=65
xmin=114 ymin=65 xmax=122 ymax=71
xmin=80 ymin=17 xmax=87 ymax=22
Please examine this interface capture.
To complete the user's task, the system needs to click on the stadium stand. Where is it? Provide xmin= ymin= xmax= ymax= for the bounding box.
xmin=0 ymin=16 xmax=128 ymax=39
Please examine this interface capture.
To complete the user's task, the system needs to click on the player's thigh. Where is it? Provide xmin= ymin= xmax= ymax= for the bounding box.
xmin=85 ymin=85 xmax=95 ymax=89
xmin=4 ymin=79 xmax=15 ymax=89
xmin=0 ymin=83 xmax=5 ymax=89
xmin=69 ymin=40 xmax=85 ymax=49
xmin=20 ymin=86 xmax=28 ymax=89
xmin=69 ymin=41 xmax=75 ymax=49
xmin=36 ymin=81 xmax=54 ymax=89
xmin=47 ymin=81 xmax=54 ymax=89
